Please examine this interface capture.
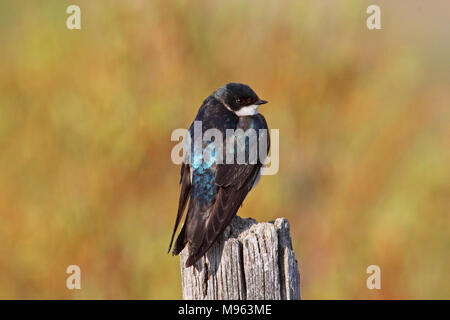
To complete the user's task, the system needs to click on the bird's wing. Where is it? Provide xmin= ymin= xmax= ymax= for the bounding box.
xmin=184 ymin=163 xmax=261 ymax=267
xmin=168 ymin=162 xmax=191 ymax=253
xmin=184 ymin=114 xmax=271 ymax=267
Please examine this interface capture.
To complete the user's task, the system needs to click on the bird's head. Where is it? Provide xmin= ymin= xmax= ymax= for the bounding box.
xmin=214 ymin=83 xmax=268 ymax=116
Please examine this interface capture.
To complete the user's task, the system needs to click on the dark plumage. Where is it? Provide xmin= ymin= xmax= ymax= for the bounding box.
xmin=168 ymin=83 xmax=270 ymax=267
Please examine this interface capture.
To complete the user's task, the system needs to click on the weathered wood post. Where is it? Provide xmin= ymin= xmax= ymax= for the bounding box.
xmin=180 ymin=215 xmax=301 ymax=300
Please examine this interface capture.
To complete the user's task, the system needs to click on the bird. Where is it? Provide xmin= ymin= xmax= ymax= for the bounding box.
xmin=168 ymin=83 xmax=270 ymax=267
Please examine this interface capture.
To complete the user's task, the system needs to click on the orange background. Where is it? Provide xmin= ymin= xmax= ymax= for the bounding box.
xmin=0 ymin=0 xmax=448 ymax=299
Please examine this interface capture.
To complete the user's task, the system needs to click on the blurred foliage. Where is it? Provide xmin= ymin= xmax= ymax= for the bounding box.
xmin=0 ymin=0 xmax=448 ymax=299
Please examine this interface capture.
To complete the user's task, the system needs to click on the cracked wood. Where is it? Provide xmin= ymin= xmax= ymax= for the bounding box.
xmin=180 ymin=216 xmax=301 ymax=300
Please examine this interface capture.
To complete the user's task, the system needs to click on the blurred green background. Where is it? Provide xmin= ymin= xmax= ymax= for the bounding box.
xmin=0 ymin=0 xmax=448 ymax=299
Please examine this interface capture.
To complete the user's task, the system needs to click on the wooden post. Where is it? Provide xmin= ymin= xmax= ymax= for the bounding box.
xmin=180 ymin=216 xmax=301 ymax=300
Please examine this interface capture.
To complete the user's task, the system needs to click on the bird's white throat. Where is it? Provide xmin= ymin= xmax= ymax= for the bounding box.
xmin=234 ymin=104 xmax=259 ymax=116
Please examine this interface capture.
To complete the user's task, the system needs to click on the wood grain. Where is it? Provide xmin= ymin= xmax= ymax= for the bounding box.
xmin=180 ymin=216 xmax=300 ymax=300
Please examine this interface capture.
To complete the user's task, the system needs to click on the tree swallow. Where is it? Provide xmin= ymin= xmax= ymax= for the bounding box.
xmin=168 ymin=83 xmax=270 ymax=267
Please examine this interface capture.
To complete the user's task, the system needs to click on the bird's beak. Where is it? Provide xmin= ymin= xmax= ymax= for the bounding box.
xmin=255 ymin=99 xmax=268 ymax=105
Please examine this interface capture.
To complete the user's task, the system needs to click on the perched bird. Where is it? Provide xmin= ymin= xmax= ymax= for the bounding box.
xmin=168 ymin=83 xmax=270 ymax=267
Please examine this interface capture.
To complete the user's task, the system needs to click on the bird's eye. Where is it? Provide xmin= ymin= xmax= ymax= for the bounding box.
xmin=236 ymin=98 xmax=242 ymax=104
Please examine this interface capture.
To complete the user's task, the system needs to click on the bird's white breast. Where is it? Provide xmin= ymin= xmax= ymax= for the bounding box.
xmin=234 ymin=104 xmax=259 ymax=116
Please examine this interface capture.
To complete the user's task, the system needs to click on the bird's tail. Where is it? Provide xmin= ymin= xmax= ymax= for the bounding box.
xmin=172 ymin=201 xmax=210 ymax=268
xmin=172 ymin=222 xmax=187 ymax=256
